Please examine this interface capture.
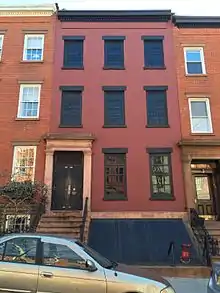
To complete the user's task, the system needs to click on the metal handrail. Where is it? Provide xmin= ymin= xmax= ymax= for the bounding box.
xmin=80 ymin=197 xmax=88 ymax=242
xmin=190 ymin=208 xmax=219 ymax=266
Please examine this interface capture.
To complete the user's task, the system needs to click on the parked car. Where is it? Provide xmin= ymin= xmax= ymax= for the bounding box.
xmin=208 ymin=263 xmax=220 ymax=292
xmin=0 ymin=233 xmax=175 ymax=293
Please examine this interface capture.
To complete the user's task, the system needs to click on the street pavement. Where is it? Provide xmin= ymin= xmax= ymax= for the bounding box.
xmin=166 ymin=277 xmax=209 ymax=293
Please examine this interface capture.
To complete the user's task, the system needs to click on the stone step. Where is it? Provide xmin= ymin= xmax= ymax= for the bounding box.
xmin=42 ymin=212 xmax=82 ymax=218
xmin=40 ymin=216 xmax=83 ymax=222
xmin=37 ymin=227 xmax=81 ymax=233
xmin=38 ymin=222 xmax=82 ymax=229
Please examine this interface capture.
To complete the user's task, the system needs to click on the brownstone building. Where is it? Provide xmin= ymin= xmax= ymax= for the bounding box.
xmin=173 ymin=16 xmax=220 ymax=225
xmin=0 ymin=4 xmax=56 ymax=187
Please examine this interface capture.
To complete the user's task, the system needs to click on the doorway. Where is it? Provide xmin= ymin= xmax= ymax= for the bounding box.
xmin=193 ymin=174 xmax=215 ymax=219
xmin=51 ymin=151 xmax=84 ymax=211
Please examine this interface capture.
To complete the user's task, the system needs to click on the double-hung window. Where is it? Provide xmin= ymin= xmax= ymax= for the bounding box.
xmin=184 ymin=47 xmax=206 ymax=75
xmin=23 ymin=35 xmax=44 ymax=61
xmin=189 ymin=98 xmax=212 ymax=133
xmin=0 ymin=35 xmax=4 ymax=60
xmin=17 ymin=84 xmax=41 ymax=119
xmin=12 ymin=146 xmax=37 ymax=182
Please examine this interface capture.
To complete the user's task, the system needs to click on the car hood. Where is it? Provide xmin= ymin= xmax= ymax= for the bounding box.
xmin=116 ymin=263 xmax=171 ymax=287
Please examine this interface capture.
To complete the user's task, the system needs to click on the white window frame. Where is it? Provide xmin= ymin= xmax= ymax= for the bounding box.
xmin=184 ymin=47 xmax=206 ymax=75
xmin=188 ymin=98 xmax=213 ymax=134
xmin=23 ymin=34 xmax=45 ymax=61
xmin=0 ymin=35 xmax=4 ymax=60
xmin=17 ymin=84 xmax=41 ymax=119
xmin=12 ymin=146 xmax=37 ymax=182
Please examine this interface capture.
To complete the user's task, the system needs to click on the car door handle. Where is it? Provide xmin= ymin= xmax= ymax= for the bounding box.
xmin=40 ymin=272 xmax=53 ymax=278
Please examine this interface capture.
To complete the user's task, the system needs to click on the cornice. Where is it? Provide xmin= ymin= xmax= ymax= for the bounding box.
xmin=57 ymin=10 xmax=172 ymax=23
xmin=173 ymin=15 xmax=220 ymax=28
xmin=0 ymin=4 xmax=57 ymax=17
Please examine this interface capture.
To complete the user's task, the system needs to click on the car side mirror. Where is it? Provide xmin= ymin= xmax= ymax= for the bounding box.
xmin=85 ymin=259 xmax=97 ymax=272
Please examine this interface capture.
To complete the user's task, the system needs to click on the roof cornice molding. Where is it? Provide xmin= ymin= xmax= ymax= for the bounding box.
xmin=0 ymin=4 xmax=57 ymax=17
xmin=57 ymin=10 xmax=172 ymax=22
xmin=173 ymin=15 xmax=220 ymax=28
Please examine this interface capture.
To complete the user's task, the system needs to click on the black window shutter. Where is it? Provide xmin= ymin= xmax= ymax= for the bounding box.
xmin=63 ymin=40 xmax=83 ymax=68
xmin=144 ymin=40 xmax=164 ymax=68
xmin=105 ymin=40 xmax=124 ymax=68
xmin=60 ymin=91 xmax=82 ymax=126
xmin=104 ymin=91 xmax=125 ymax=126
xmin=147 ymin=90 xmax=168 ymax=126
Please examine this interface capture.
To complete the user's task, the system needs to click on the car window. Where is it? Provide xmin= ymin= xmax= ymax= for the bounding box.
xmin=43 ymin=242 xmax=85 ymax=269
xmin=2 ymin=237 xmax=37 ymax=264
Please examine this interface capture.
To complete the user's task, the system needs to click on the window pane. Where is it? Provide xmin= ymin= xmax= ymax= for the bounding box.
xmin=3 ymin=237 xmax=37 ymax=264
xmin=43 ymin=242 xmax=85 ymax=269
xmin=104 ymin=153 xmax=127 ymax=199
xmin=150 ymin=153 xmax=172 ymax=198
xmin=187 ymin=62 xmax=203 ymax=74
xmin=13 ymin=147 xmax=36 ymax=182
xmin=27 ymin=37 xmax=43 ymax=49
xmin=192 ymin=117 xmax=211 ymax=132
xmin=186 ymin=50 xmax=201 ymax=62
xmin=191 ymin=101 xmax=208 ymax=117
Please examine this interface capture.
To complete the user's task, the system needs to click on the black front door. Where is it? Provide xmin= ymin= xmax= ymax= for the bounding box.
xmin=51 ymin=151 xmax=83 ymax=211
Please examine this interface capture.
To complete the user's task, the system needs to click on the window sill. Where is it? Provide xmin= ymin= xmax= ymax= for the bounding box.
xmin=62 ymin=66 xmax=84 ymax=70
xmin=103 ymin=195 xmax=128 ymax=201
xmin=146 ymin=124 xmax=170 ymax=128
xmin=20 ymin=60 xmax=44 ymax=64
xmin=185 ymin=74 xmax=207 ymax=77
xmin=150 ymin=196 xmax=175 ymax=201
xmin=103 ymin=67 xmax=125 ymax=70
xmin=59 ymin=124 xmax=83 ymax=128
xmin=143 ymin=66 xmax=166 ymax=70
xmin=15 ymin=118 xmax=40 ymax=121
xmin=103 ymin=125 xmax=127 ymax=128
xmin=191 ymin=132 xmax=215 ymax=136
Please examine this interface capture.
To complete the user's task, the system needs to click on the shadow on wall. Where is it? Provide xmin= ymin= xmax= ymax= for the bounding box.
xmin=88 ymin=218 xmax=202 ymax=265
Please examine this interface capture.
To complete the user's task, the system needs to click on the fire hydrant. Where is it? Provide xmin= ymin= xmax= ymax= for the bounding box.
xmin=180 ymin=243 xmax=192 ymax=264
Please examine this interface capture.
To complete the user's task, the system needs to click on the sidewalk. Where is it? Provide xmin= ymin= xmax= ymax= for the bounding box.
xmin=166 ymin=277 xmax=209 ymax=293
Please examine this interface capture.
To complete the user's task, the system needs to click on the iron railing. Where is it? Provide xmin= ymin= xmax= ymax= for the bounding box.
xmin=80 ymin=197 xmax=88 ymax=242
xmin=190 ymin=208 xmax=219 ymax=266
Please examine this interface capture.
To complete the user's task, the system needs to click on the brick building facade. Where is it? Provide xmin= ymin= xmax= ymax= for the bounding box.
xmin=40 ymin=10 xmax=190 ymax=265
xmin=0 ymin=4 xmax=56 ymax=185
xmin=173 ymin=16 xmax=220 ymax=221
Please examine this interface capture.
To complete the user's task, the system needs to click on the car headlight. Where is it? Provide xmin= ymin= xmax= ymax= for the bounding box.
xmin=161 ymin=286 xmax=176 ymax=293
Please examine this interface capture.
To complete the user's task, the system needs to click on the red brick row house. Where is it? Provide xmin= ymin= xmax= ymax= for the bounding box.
xmin=1 ymin=4 xmax=220 ymax=265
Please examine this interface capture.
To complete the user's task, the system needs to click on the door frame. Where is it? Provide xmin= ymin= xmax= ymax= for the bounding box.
xmin=51 ymin=151 xmax=84 ymax=211
xmin=193 ymin=172 xmax=216 ymax=220
xmin=44 ymin=136 xmax=94 ymax=213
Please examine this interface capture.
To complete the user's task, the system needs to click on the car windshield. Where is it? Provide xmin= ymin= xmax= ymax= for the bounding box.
xmin=75 ymin=241 xmax=116 ymax=269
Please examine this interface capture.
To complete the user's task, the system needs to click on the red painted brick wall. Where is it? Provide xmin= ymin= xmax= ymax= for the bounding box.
xmin=51 ymin=20 xmax=185 ymax=212
xmin=174 ymin=27 xmax=220 ymax=140
xmin=0 ymin=15 xmax=55 ymax=183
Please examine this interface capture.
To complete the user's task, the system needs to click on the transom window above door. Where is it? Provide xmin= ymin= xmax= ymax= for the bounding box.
xmin=184 ymin=47 xmax=206 ymax=75
xmin=23 ymin=35 xmax=44 ymax=61
xmin=17 ymin=84 xmax=41 ymax=119
xmin=189 ymin=98 xmax=213 ymax=133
